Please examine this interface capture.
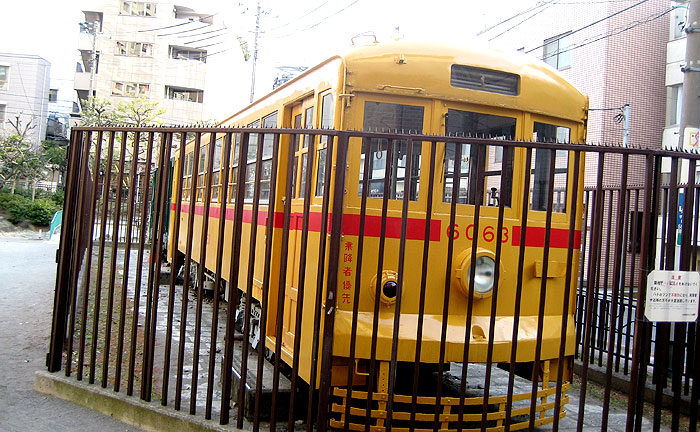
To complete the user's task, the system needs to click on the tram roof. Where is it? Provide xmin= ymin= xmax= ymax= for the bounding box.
xmin=223 ymin=39 xmax=588 ymax=125
xmin=339 ymin=40 xmax=588 ymax=122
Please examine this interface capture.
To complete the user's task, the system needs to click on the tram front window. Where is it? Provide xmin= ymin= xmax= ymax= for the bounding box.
xmin=443 ymin=109 xmax=515 ymax=206
xmin=531 ymin=122 xmax=569 ymax=213
xmin=359 ymin=101 xmax=423 ymax=201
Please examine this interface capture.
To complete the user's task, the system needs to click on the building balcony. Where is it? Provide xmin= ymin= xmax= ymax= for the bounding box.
xmin=74 ymin=71 xmax=92 ymax=91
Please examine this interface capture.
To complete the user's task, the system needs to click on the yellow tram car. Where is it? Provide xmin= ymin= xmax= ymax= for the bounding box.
xmin=168 ymin=40 xmax=587 ymax=430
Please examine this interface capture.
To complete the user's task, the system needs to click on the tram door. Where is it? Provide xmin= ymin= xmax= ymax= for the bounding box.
xmin=281 ymin=97 xmax=315 ymax=353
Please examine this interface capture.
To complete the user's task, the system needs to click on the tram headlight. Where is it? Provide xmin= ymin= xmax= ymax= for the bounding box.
xmin=453 ymin=252 xmax=497 ymax=299
xmin=466 ymin=256 xmax=495 ymax=295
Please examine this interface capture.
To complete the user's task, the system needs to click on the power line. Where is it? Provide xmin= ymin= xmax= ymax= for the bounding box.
xmin=525 ymin=0 xmax=651 ymax=53
xmin=488 ymin=4 xmax=555 ymax=41
xmin=266 ymin=0 xmax=362 ymax=39
xmin=156 ymin=22 xmax=213 ymax=37
xmin=138 ymin=13 xmax=217 ymax=32
xmin=539 ymin=6 xmax=674 ymax=61
xmin=477 ymin=1 xmax=556 ymax=36
xmin=266 ymin=1 xmax=330 ymax=32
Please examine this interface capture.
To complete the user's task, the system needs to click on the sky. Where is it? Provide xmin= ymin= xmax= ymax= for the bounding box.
xmin=0 ymin=0 xmax=539 ymax=116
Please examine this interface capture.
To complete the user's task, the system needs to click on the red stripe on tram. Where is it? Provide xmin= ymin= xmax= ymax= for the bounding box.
xmin=173 ymin=203 xmax=442 ymax=241
xmin=511 ymin=226 xmax=582 ymax=249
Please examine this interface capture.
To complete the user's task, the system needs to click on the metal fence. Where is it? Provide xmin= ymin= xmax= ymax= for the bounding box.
xmin=49 ymin=126 xmax=700 ymax=432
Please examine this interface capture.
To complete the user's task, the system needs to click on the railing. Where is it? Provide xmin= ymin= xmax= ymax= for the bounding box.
xmin=48 ymin=126 xmax=700 ymax=432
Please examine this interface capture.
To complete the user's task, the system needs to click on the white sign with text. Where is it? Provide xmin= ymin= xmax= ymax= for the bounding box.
xmin=645 ymin=271 xmax=700 ymax=322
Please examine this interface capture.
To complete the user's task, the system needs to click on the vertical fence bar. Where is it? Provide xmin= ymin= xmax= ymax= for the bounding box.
xmin=102 ymin=130 xmax=129 ymax=388
xmin=305 ymin=134 xmax=335 ymax=430
xmin=143 ymin=132 xmax=172 ymax=401
xmin=408 ymin=140 xmax=437 ymax=431
xmin=553 ymin=149 xmax=582 ymax=432
xmin=267 ymin=130 xmax=295 ymax=431
xmin=161 ymin=131 xmax=186 ymax=403
xmin=528 ymin=145 xmax=557 ymax=429
xmin=363 ymin=137 xmax=394 ymax=432
xmin=48 ymin=128 xmax=84 ymax=372
xmin=344 ymin=136 xmax=372 ymax=430
xmin=205 ymin=131 xmax=233 ymax=419
xmin=458 ymin=141 xmax=486 ymax=429
xmin=504 ymin=146 xmax=532 ymax=432
xmin=575 ymin=190 xmax=591 ymax=358
xmin=236 ymin=132 xmax=266 ymax=424
xmin=615 ymin=187 xmax=632 ymax=374
xmin=175 ymin=132 xmax=201 ymax=409
xmin=77 ymin=130 xmax=104 ymax=381
xmin=435 ymin=140 xmax=461 ymax=431
xmin=252 ymin=133 xmax=281 ymax=430
xmin=114 ymin=131 xmax=141 ymax=392
xmin=653 ymin=156 xmax=679 ymax=430
xmin=128 ymin=131 xmax=155 ymax=396
xmin=317 ymin=131 xmax=348 ymax=432
xmin=385 ymin=138 xmax=415 ymax=431
xmin=676 ymin=158 xmax=695 ymax=430
xmin=481 ymin=143 xmax=512 ymax=429
xmin=285 ymin=132 xmax=315 ymax=429
xmin=601 ymin=153 xmax=629 ymax=430
xmin=89 ymin=130 xmax=116 ymax=384
xmin=577 ymin=151 xmax=606 ymax=432
xmin=626 ymin=154 xmax=660 ymax=432
xmin=625 ymin=189 xmax=641 ymax=376
xmin=598 ymin=189 xmax=615 ymax=366
xmin=220 ymin=131 xmax=249 ymax=424
xmin=65 ymin=130 xmax=92 ymax=377
xmin=190 ymin=133 xmax=218 ymax=414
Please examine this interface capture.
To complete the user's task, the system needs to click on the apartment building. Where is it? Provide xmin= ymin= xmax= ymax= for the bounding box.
xmin=75 ymin=1 xmax=232 ymax=125
xmin=479 ymin=0 xmax=669 ymax=186
xmin=0 ymin=53 xmax=50 ymax=146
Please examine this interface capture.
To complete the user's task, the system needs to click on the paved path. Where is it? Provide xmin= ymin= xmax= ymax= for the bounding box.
xmin=0 ymin=234 xmax=142 ymax=432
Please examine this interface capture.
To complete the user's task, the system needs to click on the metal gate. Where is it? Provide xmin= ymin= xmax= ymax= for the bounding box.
xmin=48 ymin=126 xmax=700 ymax=431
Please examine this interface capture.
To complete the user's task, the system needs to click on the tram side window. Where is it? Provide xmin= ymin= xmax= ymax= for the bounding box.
xmin=228 ymin=133 xmax=241 ymax=204
xmin=358 ymin=101 xmax=423 ymax=201
xmin=245 ymin=120 xmax=261 ymax=202
xmin=316 ymin=93 xmax=333 ymax=197
xmin=530 ymin=122 xmax=570 ymax=213
xmin=298 ymin=107 xmax=313 ymax=199
xmin=196 ymin=144 xmax=208 ymax=202
xmin=211 ymin=137 xmax=222 ymax=203
xmin=183 ymin=152 xmax=193 ymax=201
xmin=443 ymin=109 xmax=515 ymax=206
xmin=259 ymin=112 xmax=277 ymax=202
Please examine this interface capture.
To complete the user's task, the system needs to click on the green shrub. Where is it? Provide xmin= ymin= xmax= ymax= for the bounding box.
xmin=25 ymin=199 xmax=59 ymax=226
xmin=0 ymin=193 xmax=59 ymax=226
xmin=2 ymin=194 xmax=30 ymax=224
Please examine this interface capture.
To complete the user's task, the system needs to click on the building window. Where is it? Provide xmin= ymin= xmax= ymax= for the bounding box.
xmin=112 ymin=81 xmax=150 ymax=97
xmin=0 ymin=66 xmax=8 ymax=91
xmin=48 ymin=89 xmax=58 ymax=102
xmin=120 ymin=2 xmax=156 ymax=17
xmin=0 ymin=104 xmax=6 ymax=128
xmin=666 ymin=84 xmax=682 ymax=126
xmin=543 ymin=32 xmax=572 ymax=70
xmin=169 ymin=46 xmax=207 ymax=63
xmin=116 ymin=41 xmax=153 ymax=57
xmin=165 ymin=86 xmax=204 ymax=103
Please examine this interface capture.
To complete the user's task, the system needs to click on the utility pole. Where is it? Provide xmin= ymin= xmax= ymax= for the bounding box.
xmin=90 ymin=21 xmax=99 ymax=98
xmin=679 ymin=0 xmax=700 ymax=151
xmin=249 ymin=1 xmax=261 ymax=103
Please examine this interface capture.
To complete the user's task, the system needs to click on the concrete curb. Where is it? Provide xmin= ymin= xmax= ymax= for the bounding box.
xmin=34 ymin=370 xmax=242 ymax=432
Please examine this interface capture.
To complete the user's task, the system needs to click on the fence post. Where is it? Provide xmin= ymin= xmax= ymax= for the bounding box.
xmin=47 ymin=129 xmax=85 ymax=372
xmin=316 ymin=131 xmax=348 ymax=432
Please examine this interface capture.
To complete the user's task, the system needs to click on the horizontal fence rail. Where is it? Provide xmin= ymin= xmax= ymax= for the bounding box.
xmin=48 ymin=126 xmax=700 ymax=432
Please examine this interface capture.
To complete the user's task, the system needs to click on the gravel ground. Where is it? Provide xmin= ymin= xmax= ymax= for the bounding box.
xmin=0 ymin=230 xmax=141 ymax=431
